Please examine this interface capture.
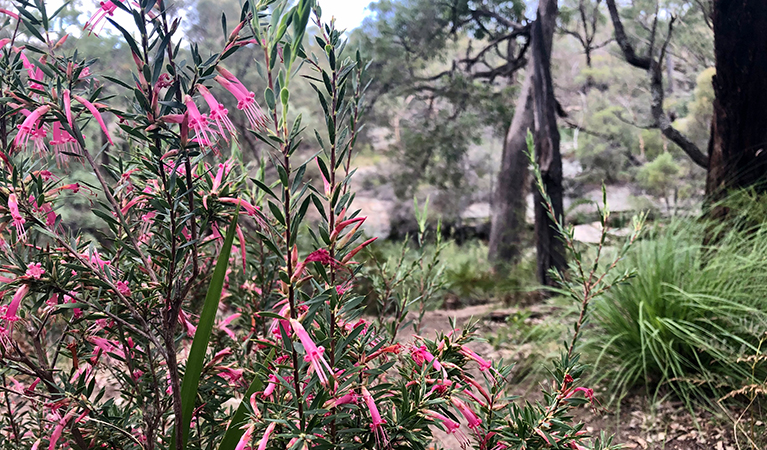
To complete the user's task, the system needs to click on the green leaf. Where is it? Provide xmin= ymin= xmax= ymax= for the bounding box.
xmin=264 ymin=87 xmax=276 ymax=111
xmin=171 ymin=212 xmax=239 ymax=450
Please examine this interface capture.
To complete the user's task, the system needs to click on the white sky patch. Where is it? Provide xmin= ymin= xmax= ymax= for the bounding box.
xmin=319 ymin=0 xmax=373 ymax=31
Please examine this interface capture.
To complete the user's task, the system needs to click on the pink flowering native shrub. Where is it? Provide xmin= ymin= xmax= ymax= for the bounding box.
xmin=0 ymin=0 xmax=641 ymax=449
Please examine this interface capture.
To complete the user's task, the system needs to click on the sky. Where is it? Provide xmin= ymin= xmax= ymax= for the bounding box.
xmin=319 ymin=0 xmax=373 ymax=31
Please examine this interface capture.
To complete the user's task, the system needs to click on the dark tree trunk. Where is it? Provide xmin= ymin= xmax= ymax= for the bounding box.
xmin=488 ymin=72 xmax=533 ymax=266
xmin=706 ymin=0 xmax=767 ymax=203
xmin=532 ymin=0 xmax=565 ymax=287
xmin=488 ymin=0 xmax=564 ymax=287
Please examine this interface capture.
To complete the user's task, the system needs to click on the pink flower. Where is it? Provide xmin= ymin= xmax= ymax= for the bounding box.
xmin=198 ymin=85 xmax=236 ymax=141
xmin=361 ymin=387 xmax=388 ymax=447
xmin=262 ymin=374 xmax=278 ymax=399
xmin=73 ymin=94 xmax=113 ymax=144
xmin=341 ymin=237 xmax=378 ymax=264
xmin=25 ymin=263 xmax=44 ymax=279
xmin=331 ymin=391 xmax=358 ymax=407
xmin=0 ymin=8 xmax=18 ymax=19
xmin=217 ymin=313 xmax=240 ymax=340
xmin=234 ymin=423 xmax=254 ymax=450
xmin=216 ymin=366 xmax=245 ymax=386
xmin=411 ymin=345 xmax=443 ymax=372
xmin=211 ymin=160 xmax=234 ymax=193
xmin=30 ymin=126 xmax=47 ymax=156
xmin=257 ymin=422 xmax=276 ymax=450
xmin=184 ymin=94 xmax=217 ymax=151
xmin=82 ymin=249 xmax=111 ymax=271
xmin=565 ymin=386 xmax=595 ymax=403
xmin=218 ymin=197 xmax=260 ymax=217
xmin=85 ymin=0 xmax=119 ymax=35
xmin=426 ymin=410 xmax=470 ymax=448
xmin=3 ymin=284 xmax=29 ymax=324
xmin=289 ymin=318 xmax=333 ymax=386
xmin=115 ymin=280 xmax=131 ymax=296
xmin=63 ymin=90 xmax=73 ymax=127
xmin=50 ymin=121 xmax=81 ymax=165
xmin=215 ymin=68 xmax=267 ymax=131
xmin=89 ymin=336 xmax=126 ymax=360
xmin=258 ymin=422 xmax=277 ymax=450
xmin=48 ymin=409 xmax=77 ymax=450
xmin=451 ymin=397 xmax=482 ymax=430
xmin=13 ymin=105 xmax=49 ymax=151
xmin=459 ymin=346 xmax=492 ymax=372
xmin=8 ymin=193 xmax=26 ymax=240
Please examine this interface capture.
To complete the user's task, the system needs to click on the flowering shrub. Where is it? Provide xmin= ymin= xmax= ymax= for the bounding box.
xmin=0 ymin=1 xmax=640 ymax=450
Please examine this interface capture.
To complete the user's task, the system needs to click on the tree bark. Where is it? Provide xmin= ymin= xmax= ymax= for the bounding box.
xmin=706 ymin=0 xmax=767 ymax=203
xmin=532 ymin=0 xmax=565 ymax=287
xmin=488 ymin=71 xmax=533 ymax=266
xmin=488 ymin=0 xmax=564 ymax=287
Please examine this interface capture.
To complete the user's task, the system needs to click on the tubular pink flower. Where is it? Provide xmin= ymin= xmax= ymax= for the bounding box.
xmin=451 ymin=397 xmax=482 ymax=430
xmin=211 ymin=161 xmax=233 ymax=193
xmin=216 ymin=366 xmax=245 ymax=386
xmin=73 ymin=95 xmax=113 ymax=144
xmin=89 ymin=336 xmax=126 ymax=360
xmin=184 ymin=94 xmax=217 ymax=151
xmin=30 ymin=125 xmax=47 ymax=156
xmin=4 ymin=284 xmax=29 ymax=323
xmin=262 ymin=374 xmax=278 ymax=399
xmin=332 ymin=392 xmax=358 ymax=407
xmin=459 ymin=346 xmax=492 ymax=372
xmin=411 ymin=345 xmax=443 ymax=372
xmin=257 ymin=422 xmax=277 ymax=450
xmin=0 ymin=8 xmax=18 ymax=19
xmin=236 ymin=224 xmax=247 ymax=272
xmin=63 ymin=90 xmax=73 ymax=127
xmin=8 ymin=193 xmax=26 ymax=240
xmin=214 ymin=72 xmax=267 ymax=131
xmin=50 ymin=121 xmax=81 ymax=166
xmin=218 ymin=313 xmax=240 ymax=340
xmin=218 ymin=197 xmax=260 ymax=217
xmin=426 ymin=410 xmax=470 ymax=448
xmin=234 ymin=423 xmax=254 ymax=450
xmin=198 ymin=85 xmax=236 ymax=140
xmin=85 ymin=0 xmax=119 ymax=35
xmin=49 ymin=409 xmax=77 ymax=450
xmin=289 ymin=318 xmax=333 ymax=386
xmin=361 ymin=387 xmax=388 ymax=447
xmin=13 ymin=105 xmax=49 ymax=151
xmin=565 ymin=386 xmax=595 ymax=403
xmin=341 ymin=237 xmax=378 ymax=264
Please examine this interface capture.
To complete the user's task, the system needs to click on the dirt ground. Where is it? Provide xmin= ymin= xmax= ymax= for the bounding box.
xmin=411 ymin=304 xmax=763 ymax=450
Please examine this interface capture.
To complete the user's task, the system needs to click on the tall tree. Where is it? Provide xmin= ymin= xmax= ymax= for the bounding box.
xmin=604 ymin=0 xmax=709 ymax=169
xmin=706 ymin=0 xmax=767 ymax=203
xmin=532 ymin=0 xmax=565 ymax=286
xmin=489 ymin=0 xmax=564 ymax=287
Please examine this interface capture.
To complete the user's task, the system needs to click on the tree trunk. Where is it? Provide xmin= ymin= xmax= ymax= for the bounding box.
xmin=488 ymin=0 xmax=564 ymax=287
xmin=532 ymin=0 xmax=565 ymax=287
xmin=706 ymin=0 xmax=767 ymax=204
xmin=488 ymin=72 xmax=533 ymax=267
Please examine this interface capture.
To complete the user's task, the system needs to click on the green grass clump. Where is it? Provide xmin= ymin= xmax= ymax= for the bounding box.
xmin=587 ymin=216 xmax=767 ymax=407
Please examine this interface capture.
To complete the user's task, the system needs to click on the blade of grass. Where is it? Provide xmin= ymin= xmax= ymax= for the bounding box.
xmin=172 ymin=211 xmax=239 ymax=450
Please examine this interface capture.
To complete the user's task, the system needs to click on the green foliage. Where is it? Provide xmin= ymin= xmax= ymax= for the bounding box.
xmin=175 ymin=212 xmax=238 ymax=450
xmin=587 ymin=215 xmax=767 ymax=407
xmin=636 ymin=152 xmax=685 ymax=211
